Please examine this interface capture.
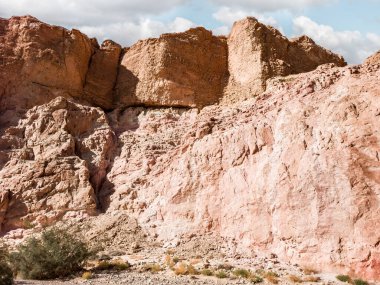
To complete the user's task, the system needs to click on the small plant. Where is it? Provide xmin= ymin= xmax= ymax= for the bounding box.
xmin=173 ymin=262 xmax=198 ymax=275
xmin=82 ymin=271 xmax=92 ymax=280
xmin=174 ymin=262 xmax=188 ymax=275
xmin=353 ymin=279 xmax=369 ymax=285
xmin=215 ymin=270 xmax=228 ymax=279
xmin=336 ymin=275 xmax=352 ymax=283
xmin=288 ymin=275 xmax=304 ymax=283
xmin=265 ymin=275 xmax=279 ymax=284
xmin=201 ymin=269 xmax=213 ymax=276
xmin=95 ymin=260 xmax=130 ymax=271
xmin=304 ymin=276 xmax=321 ymax=282
xmin=303 ymin=267 xmax=319 ymax=275
xmin=10 ymin=228 xmax=93 ymax=280
xmin=173 ymin=257 xmax=180 ymax=263
xmin=250 ymin=275 xmax=264 ymax=284
xmin=233 ymin=268 xmax=251 ymax=278
xmin=144 ymin=263 xmax=163 ymax=273
xmin=264 ymin=271 xmax=280 ymax=277
xmin=187 ymin=264 xmax=199 ymax=275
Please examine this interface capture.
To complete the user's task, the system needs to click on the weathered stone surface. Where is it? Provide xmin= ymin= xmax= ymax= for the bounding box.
xmin=365 ymin=50 xmax=380 ymax=66
xmin=0 ymin=97 xmax=114 ymax=232
xmin=223 ymin=17 xmax=346 ymax=103
xmin=0 ymin=16 xmax=93 ymax=112
xmin=1 ymin=15 xmax=379 ymax=282
xmin=103 ymin=62 xmax=380 ymax=281
xmin=115 ymin=28 xmax=228 ymax=108
xmin=84 ymin=40 xmax=122 ymax=109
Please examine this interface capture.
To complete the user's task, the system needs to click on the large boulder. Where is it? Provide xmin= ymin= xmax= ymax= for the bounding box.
xmin=115 ymin=28 xmax=228 ymax=108
xmin=223 ymin=17 xmax=346 ymax=103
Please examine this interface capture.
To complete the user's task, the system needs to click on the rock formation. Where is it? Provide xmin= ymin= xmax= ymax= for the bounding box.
xmin=1 ymin=15 xmax=379 ymax=281
xmin=115 ymin=28 xmax=228 ymax=108
xmin=224 ymin=17 xmax=346 ymax=103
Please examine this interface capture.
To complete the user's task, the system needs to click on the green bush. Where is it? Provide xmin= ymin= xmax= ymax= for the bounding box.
xmin=215 ymin=270 xmax=228 ymax=279
xmin=11 ymin=228 xmax=92 ymax=280
xmin=233 ymin=268 xmax=251 ymax=278
xmin=353 ymin=279 xmax=369 ymax=285
xmin=336 ymin=275 xmax=351 ymax=283
xmin=250 ymin=275 xmax=264 ymax=284
xmin=0 ymin=245 xmax=13 ymax=285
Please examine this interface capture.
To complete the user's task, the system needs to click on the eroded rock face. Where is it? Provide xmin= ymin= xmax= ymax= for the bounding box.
xmin=365 ymin=50 xmax=380 ymax=66
xmin=84 ymin=40 xmax=122 ymax=110
xmin=0 ymin=16 xmax=93 ymax=112
xmin=224 ymin=17 xmax=346 ymax=103
xmin=115 ymin=28 xmax=228 ymax=108
xmin=0 ymin=97 xmax=114 ymax=231
xmin=103 ymin=63 xmax=380 ymax=280
xmin=1 ymin=15 xmax=379 ymax=282
xmin=0 ymin=16 xmax=121 ymax=112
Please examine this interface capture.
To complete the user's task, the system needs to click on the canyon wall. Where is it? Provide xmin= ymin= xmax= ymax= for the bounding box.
xmin=1 ymin=15 xmax=379 ymax=281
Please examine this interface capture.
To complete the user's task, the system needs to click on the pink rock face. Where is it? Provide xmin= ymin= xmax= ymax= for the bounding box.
xmin=0 ymin=97 xmax=114 ymax=231
xmin=104 ymin=63 xmax=380 ymax=280
xmin=1 ymin=15 xmax=379 ymax=282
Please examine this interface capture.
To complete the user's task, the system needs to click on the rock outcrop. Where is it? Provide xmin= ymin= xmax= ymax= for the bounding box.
xmin=103 ymin=63 xmax=380 ymax=281
xmin=1 ymin=15 xmax=379 ymax=282
xmin=115 ymin=28 xmax=228 ymax=108
xmin=0 ymin=97 xmax=114 ymax=231
xmin=365 ymin=50 xmax=380 ymax=66
xmin=224 ymin=17 xmax=346 ymax=103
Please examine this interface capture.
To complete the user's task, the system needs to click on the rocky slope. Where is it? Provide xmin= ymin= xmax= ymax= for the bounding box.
xmin=1 ymin=15 xmax=379 ymax=282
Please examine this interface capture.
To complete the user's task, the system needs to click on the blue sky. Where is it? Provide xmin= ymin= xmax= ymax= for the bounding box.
xmin=0 ymin=0 xmax=379 ymax=63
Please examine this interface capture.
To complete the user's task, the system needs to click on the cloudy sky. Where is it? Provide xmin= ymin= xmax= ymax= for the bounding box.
xmin=0 ymin=0 xmax=379 ymax=64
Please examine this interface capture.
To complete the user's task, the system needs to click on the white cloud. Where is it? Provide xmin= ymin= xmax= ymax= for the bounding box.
xmin=0 ymin=0 xmax=194 ymax=46
xmin=210 ymin=0 xmax=333 ymax=12
xmin=0 ymin=0 xmax=189 ymax=26
xmin=80 ymin=17 xmax=196 ymax=46
xmin=212 ymin=6 xmax=280 ymax=36
xmin=293 ymin=16 xmax=380 ymax=64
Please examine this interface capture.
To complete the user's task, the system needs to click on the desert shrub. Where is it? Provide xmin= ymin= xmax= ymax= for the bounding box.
xmin=353 ymin=279 xmax=368 ymax=285
xmin=95 ymin=260 xmax=130 ymax=271
xmin=0 ymin=245 xmax=13 ymax=285
xmin=143 ymin=263 xmax=163 ymax=273
xmin=336 ymin=275 xmax=351 ymax=283
xmin=201 ymin=269 xmax=213 ymax=276
xmin=82 ymin=271 xmax=92 ymax=280
xmin=288 ymin=275 xmax=303 ymax=283
xmin=304 ymin=276 xmax=321 ymax=282
xmin=303 ymin=267 xmax=319 ymax=275
xmin=265 ymin=275 xmax=279 ymax=284
xmin=250 ymin=275 xmax=264 ymax=284
xmin=173 ymin=262 xmax=198 ymax=275
xmin=233 ymin=268 xmax=251 ymax=278
xmin=10 ymin=228 xmax=92 ymax=280
xmin=215 ymin=270 xmax=228 ymax=279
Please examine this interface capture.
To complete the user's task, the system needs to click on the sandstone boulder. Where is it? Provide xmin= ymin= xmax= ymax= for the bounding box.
xmin=0 ymin=16 xmax=93 ymax=112
xmin=115 ymin=28 xmax=228 ymax=108
xmin=0 ymin=16 xmax=120 ymax=112
xmin=224 ymin=17 xmax=346 ymax=103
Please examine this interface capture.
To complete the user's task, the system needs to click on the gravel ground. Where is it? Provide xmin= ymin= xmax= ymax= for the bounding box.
xmin=16 ymin=272 xmax=261 ymax=285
